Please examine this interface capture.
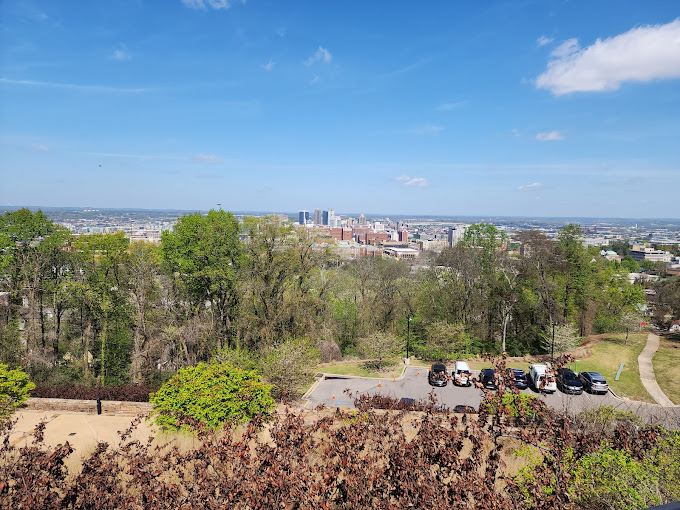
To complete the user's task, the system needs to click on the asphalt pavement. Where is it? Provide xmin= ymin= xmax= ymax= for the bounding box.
xmin=305 ymin=366 xmax=680 ymax=429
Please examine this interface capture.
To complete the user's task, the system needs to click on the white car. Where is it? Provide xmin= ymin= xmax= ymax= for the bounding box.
xmin=528 ymin=364 xmax=557 ymax=393
xmin=453 ymin=361 xmax=472 ymax=387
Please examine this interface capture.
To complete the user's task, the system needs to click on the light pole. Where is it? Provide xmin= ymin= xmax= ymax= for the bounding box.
xmin=406 ymin=315 xmax=412 ymax=363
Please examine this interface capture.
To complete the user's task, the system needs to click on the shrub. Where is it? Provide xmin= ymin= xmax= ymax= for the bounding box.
xmin=32 ymin=383 xmax=157 ymax=402
xmin=149 ymin=362 xmax=274 ymax=432
xmin=569 ymin=447 xmax=661 ymax=509
xmin=0 ymin=364 xmax=35 ymax=422
xmin=577 ymin=405 xmax=643 ymax=428
xmin=481 ymin=391 xmax=547 ymax=419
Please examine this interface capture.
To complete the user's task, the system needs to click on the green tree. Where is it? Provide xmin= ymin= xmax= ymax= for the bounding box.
xmin=0 ymin=364 xmax=35 ymax=423
xmin=162 ymin=210 xmax=243 ymax=350
xmin=357 ymin=332 xmax=401 ymax=369
xmin=74 ymin=232 xmax=131 ymax=385
xmin=261 ymin=337 xmax=319 ymax=400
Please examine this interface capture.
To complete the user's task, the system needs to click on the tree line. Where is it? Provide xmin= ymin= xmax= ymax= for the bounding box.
xmin=0 ymin=208 xmax=659 ymax=388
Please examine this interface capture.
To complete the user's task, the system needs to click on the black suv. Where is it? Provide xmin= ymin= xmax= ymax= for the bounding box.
xmin=507 ymin=368 xmax=528 ymax=389
xmin=579 ymin=371 xmax=609 ymax=394
xmin=480 ymin=368 xmax=496 ymax=389
xmin=428 ymin=363 xmax=448 ymax=387
xmin=556 ymin=368 xmax=583 ymax=395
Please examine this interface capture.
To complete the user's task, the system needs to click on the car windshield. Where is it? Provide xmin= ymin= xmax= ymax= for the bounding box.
xmin=458 ymin=370 xmax=469 ymax=374
xmin=592 ymin=376 xmax=606 ymax=383
xmin=432 ymin=364 xmax=446 ymax=372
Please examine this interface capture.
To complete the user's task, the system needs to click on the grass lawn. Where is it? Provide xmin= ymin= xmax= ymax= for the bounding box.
xmin=319 ymin=360 xmax=405 ymax=379
xmin=575 ymin=333 xmax=654 ymax=403
xmin=652 ymin=334 xmax=680 ymax=405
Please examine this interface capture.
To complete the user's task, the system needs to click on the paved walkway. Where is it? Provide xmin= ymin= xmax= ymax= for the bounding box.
xmin=638 ymin=332 xmax=676 ymax=407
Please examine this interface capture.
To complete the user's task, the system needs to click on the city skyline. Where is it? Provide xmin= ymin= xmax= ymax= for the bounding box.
xmin=1 ymin=1 xmax=679 ymax=218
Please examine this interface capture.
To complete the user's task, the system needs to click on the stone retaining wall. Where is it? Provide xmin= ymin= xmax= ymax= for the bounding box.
xmin=26 ymin=397 xmax=152 ymax=416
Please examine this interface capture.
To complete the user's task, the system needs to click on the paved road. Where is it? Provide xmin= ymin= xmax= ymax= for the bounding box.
xmin=306 ymin=366 xmax=680 ymax=429
xmin=638 ymin=333 xmax=676 ymax=407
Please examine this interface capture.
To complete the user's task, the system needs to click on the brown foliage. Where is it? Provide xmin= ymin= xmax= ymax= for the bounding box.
xmin=0 ymin=354 xmax=667 ymax=509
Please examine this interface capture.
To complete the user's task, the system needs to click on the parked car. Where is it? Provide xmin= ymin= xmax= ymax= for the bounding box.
xmin=507 ymin=368 xmax=528 ymax=389
xmin=528 ymin=364 xmax=557 ymax=393
xmin=479 ymin=368 xmax=496 ymax=389
xmin=556 ymin=368 xmax=583 ymax=395
xmin=453 ymin=361 xmax=472 ymax=387
xmin=453 ymin=404 xmax=476 ymax=414
xmin=428 ymin=363 xmax=448 ymax=387
xmin=579 ymin=371 xmax=609 ymax=394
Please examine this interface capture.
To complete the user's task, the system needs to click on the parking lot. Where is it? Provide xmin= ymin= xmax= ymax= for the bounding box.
xmin=306 ymin=366 xmax=680 ymax=429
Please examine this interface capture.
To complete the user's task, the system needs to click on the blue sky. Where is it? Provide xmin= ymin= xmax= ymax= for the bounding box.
xmin=1 ymin=0 xmax=679 ymax=218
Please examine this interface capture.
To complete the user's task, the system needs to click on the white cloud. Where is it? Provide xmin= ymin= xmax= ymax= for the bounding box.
xmin=181 ymin=0 xmax=244 ymax=9
xmin=535 ymin=131 xmax=564 ymax=141
xmin=408 ymin=124 xmax=444 ymax=135
xmin=32 ymin=143 xmax=50 ymax=152
xmin=437 ymin=101 xmax=465 ymax=111
xmin=261 ymin=60 xmax=274 ymax=71
xmin=0 ymin=78 xmax=147 ymax=93
xmin=518 ymin=182 xmax=544 ymax=191
xmin=395 ymin=174 xmax=429 ymax=187
xmin=536 ymin=19 xmax=680 ymax=95
xmin=195 ymin=154 xmax=223 ymax=164
xmin=310 ymin=75 xmax=320 ymax=85
xmin=305 ymin=46 xmax=332 ymax=66
xmin=110 ymin=49 xmax=131 ymax=61
xmin=511 ymin=128 xmax=521 ymax=137
xmin=537 ymin=35 xmax=553 ymax=47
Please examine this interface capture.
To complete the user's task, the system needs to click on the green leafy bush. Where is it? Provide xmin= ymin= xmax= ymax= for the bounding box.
xmin=569 ymin=447 xmax=660 ymax=509
xmin=577 ymin=405 xmax=643 ymax=428
xmin=0 ymin=364 xmax=35 ymax=422
xmin=481 ymin=391 xmax=547 ymax=419
xmin=149 ymin=362 xmax=274 ymax=432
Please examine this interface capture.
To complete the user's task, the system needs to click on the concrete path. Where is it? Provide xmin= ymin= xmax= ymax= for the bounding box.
xmin=638 ymin=332 xmax=676 ymax=407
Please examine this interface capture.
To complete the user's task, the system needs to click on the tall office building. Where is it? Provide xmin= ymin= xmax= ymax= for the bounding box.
xmin=314 ymin=209 xmax=322 ymax=225
xmin=298 ymin=210 xmax=309 ymax=225
xmin=322 ymin=210 xmax=329 ymax=225
xmin=359 ymin=213 xmax=366 ymax=226
xmin=448 ymin=226 xmax=464 ymax=247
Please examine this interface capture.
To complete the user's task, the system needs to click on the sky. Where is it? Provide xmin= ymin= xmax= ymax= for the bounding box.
xmin=1 ymin=0 xmax=679 ymax=218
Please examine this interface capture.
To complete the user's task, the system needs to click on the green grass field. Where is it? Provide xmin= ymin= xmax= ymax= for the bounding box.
xmin=319 ymin=360 xmax=405 ymax=379
xmin=575 ymin=333 xmax=654 ymax=403
xmin=652 ymin=334 xmax=680 ymax=405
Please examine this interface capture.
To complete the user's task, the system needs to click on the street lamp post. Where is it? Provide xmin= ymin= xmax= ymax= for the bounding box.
xmin=406 ymin=315 xmax=412 ymax=363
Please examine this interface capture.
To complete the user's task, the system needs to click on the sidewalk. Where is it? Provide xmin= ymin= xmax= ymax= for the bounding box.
xmin=638 ymin=333 xmax=676 ymax=407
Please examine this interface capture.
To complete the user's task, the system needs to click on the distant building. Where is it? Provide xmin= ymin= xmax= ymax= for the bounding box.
xmin=630 ymin=246 xmax=672 ymax=263
xmin=602 ymin=250 xmax=621 ymax=262
xmin=314 ymin=209 xmax=322 ymax=226
xmin=420 ymin=239 xmax=447 ymax=252
xmin=359 ymin=213 xmax=366 ymax=226
xmin=322 ymin=210 xmax=329 ymax=225
xmin=383 ymin=247 xmax=419 ymax=260
xmin=448 ymin=226 xmax=464 ymax=248
xmin=298 ymin=210 xmax=309 ymax=225
xmin=398 ymin=230 xmax=408 ymax=242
